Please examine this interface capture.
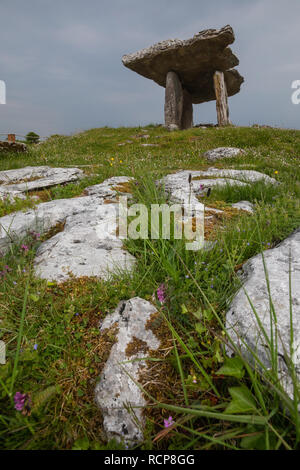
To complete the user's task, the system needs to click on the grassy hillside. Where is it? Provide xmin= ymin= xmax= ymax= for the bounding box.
xmin=0 ymin=125 xmax=300 ymax=450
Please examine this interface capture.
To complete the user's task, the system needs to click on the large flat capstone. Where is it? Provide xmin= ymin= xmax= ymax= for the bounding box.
xmin=122 ymin=25 xmax=244 ymax=104
xmin=226 ymin=229 xmax=300 ymax=402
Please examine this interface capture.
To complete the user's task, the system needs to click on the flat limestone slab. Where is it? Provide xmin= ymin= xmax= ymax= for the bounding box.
xmin=159 ymin=168 xmax=277 ymax=207
xmin=226 ymin=229 xmax=300 ymax=403
xmin=203 ymin=147 xmax=246 ymax=162
xmin=0 ymin=166 xmax=84 ymax=200
xmin=0 ymin=187 xmax=26 ymax=201
xmin=157 ymin=168 xmax=278 ymax=237
xmin=0 ymin=166 xmax=53 ymax=183
xmin=84 ymin=176 xmax=134 ymax=199
xmin=34 ymin=203 xmax=136 ymax=282
xmin=0 ymin=196 xmax=95 ymax=254
xmin=168 ymin=178 xmax=247 ymax=208
xmin=0 ymin=176 xmax=136 ymax=282
xmin=95 ymin=297 xmax=160 ymax=445
xmin=122 ymin=25 xmax=244 ymax=104
xmin=197 ymin=168 xmax=278 ymax=184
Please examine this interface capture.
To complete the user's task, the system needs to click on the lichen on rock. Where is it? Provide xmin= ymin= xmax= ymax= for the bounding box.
xmin=95 ymin=297 xmax=160 ymax=445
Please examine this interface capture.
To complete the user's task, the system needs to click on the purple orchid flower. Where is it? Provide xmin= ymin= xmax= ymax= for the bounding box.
xmin=157 ymin=284 xmax=166 ymax=304
xmin=14 ymin=392 xmax=28 ymax=411
xmin=164 ymin=416 xmax=175 ymax=428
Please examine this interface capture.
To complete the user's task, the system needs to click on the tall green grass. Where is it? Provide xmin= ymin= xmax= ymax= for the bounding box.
xmin=1 ymin=126 xmax=300 ymax=449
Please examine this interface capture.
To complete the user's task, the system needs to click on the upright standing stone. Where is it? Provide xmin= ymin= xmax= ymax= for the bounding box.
xmin=164 ymin=71 xmax=183 ymax=130
xmin=214 ymin=71 xmax=230 ymax=126
xmin=181 ymin=89 xmax=193 ymax=129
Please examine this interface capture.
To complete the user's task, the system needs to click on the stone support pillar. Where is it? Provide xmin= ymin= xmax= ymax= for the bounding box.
xmin=164 ymin=71 xmax=183 ymax=130
xmin=213 ymin=71 xmax=230 ymax=126
xmin=181 ymin=89 xmax=193 ymax=129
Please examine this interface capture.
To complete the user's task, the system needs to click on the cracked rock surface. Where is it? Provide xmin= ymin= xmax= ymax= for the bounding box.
xmin=34 ymin=202 xmax=135 ymax=282
xmin=159 ymin=168 xmax=277 ymax=208
xmin=84 ymin=176 xmax=134 ymax=199
xmin=226 ymin=228 xmax=300 ymax=403
xmin=95 ymin=297 xmax=160 ymax=445
xmin=0 ymin=168 xmax=277 ymax=283
xmin=0 ymin=166 xmax=84 ymax=200
xmin=203 ymin=147 xmax=246 ymax=162
xmin=0 ymin=176 xmax=135 ymax=282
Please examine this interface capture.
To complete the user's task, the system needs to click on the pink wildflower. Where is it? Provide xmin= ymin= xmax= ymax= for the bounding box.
xmin=14 ymin=392 xmax=29 ymax=411
xmin=157 ymin=284 xmax=166 ymax=304
xmin=164 ymin=416 xmax=175 ymax=428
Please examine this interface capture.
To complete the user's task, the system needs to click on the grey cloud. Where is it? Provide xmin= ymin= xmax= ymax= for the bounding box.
xmin=0 ymin=0 xmax=299 ymax=136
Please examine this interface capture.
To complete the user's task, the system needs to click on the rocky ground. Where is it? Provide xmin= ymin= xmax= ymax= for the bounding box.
xmin=0 ymin=125 xmax=300 ymax=450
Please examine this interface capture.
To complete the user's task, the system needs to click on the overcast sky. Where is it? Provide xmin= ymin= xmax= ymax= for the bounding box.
xmin=0 ymin=0 xmax=299 ymax=137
